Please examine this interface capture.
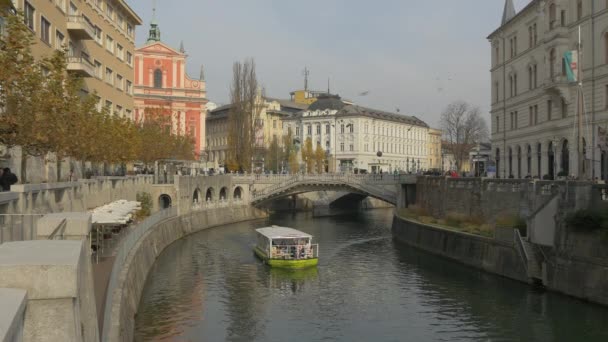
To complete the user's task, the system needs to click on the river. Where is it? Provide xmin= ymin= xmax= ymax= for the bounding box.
xmin=134 ymin=209 xmax=608 ymax=341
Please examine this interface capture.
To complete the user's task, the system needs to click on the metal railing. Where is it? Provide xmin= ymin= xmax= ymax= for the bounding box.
xmin=514 ymin=229 xmax=529 ymax=273
xmin=101 ymin=207 xmax=177 ymax=342
xmin=47 ymin=219 xmax=67 ymax=240
xmin=66 ymin=15 xmax=95 ymax=36
xmin=268 ymin=244 xmax=319 ymax=260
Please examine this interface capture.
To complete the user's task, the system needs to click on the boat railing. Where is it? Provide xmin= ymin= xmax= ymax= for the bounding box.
xmin=269 ymin=244 xmax=319 ymax=260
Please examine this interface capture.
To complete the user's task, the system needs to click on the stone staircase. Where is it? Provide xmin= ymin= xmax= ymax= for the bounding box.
xmin=515 ymin=229 xmax=543 ymax=282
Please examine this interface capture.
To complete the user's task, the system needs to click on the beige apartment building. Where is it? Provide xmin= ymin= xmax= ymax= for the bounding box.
xmin=428 ymin=128 xmax=442 ymax=170
xmin=489 ymin=0 xmax=608 ymax=180
xmin=206 ymin=96 xmax=307 ymax=171
xmin=12 ymin=0 xmax=142 ymax=118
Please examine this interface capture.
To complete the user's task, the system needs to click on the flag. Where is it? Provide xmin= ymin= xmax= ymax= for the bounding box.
xmin=564 ymin=50 xmax=578 ymax=83
xmin=599 ymin=126 xmax=608 ymax=150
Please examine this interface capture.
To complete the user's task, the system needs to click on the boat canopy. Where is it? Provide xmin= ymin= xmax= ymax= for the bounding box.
xmin=256 ymin=226 xmax=312 ymax=240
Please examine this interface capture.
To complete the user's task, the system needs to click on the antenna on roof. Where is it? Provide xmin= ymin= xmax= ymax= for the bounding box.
xmin=302 ymin=67 xmax=310 ymax=91
xmin=327 ymin=78 xmax=330 ymax=94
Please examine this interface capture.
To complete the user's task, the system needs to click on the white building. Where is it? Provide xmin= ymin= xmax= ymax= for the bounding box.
xmin=283 ymin=95 xmax=430 ymax=173
xmin=489 ymin=0 xmax=608 ymax=180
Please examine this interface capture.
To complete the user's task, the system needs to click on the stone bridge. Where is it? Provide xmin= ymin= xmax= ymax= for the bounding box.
xmin=243 ymin=174 xmax=417 ymax=206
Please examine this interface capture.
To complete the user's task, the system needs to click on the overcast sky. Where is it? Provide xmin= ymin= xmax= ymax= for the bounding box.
xmin=127 ymin=0 xmax=531 ymax=128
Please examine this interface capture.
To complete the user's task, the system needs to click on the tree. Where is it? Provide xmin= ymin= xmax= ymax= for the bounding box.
xmin=301 ymin=137 xmax=314 ymax=174
xmin=227 ymin=58 xmax=262 ymax=172
xmin=265 ymin=136 xmax=280 ymax=173
xmin=440 ymin=101 xmax=489 ymax=172
xmin=314 ymin=142 xmax=326 ymax=174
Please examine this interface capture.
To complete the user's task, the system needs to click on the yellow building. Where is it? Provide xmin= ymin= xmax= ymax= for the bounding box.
xmin=428 ymin=128 xmax=442 ymax=170
xmin=12 ymin=0 xmax=142 ymax=118
xmin=205 ymin=96 xmax=307 ymax=171
xmin=289 ymin=89 xmax=328 ymax=105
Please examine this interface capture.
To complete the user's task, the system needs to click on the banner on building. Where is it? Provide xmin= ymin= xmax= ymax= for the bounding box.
xmin=599 ymin=126 xmax=608 ymax=150
xmin=564 ymin=50 xmax=578 ymax=83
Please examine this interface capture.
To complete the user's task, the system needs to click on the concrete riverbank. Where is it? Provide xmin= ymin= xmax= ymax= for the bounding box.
xmin=103 ymin=206 xmax=266 ymax=342
xmin=392 ymin=215 xmax=608 ymax=306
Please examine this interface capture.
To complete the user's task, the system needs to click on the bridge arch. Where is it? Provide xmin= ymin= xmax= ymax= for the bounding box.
xmin=205 ymin=187 xmax=215 ymax=202
xmin=219 ymin=187 xmax=228 ymax=201
xmin=193 ymin=187 xmax=202 ymax=204
xmin=159 ymin=194 xmax=172 ymax=209
xmin=233 ymin=186 xmax=243 ymax=200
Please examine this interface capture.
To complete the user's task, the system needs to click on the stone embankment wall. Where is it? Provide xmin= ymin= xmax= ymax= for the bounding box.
xmin=392 ymin=215 xmax=608 ymax=306
xmin=105 ymin=206 xmax=266 ymax=342
xmin=392 ymin=216 xmax=528 ymax=283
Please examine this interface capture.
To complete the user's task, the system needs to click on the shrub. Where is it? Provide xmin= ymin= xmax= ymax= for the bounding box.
xmin=495 ymin=214 xmax=518 ymax=228
xmin=419 ymin=216 xmax=435 ymax=224
xmin=565 ymin=210 xmax=608 ymax=231
xmin=446 ymin=212 xmax=467 ymax=228
xmin=135 ymin=192 xmax=152 ymax=220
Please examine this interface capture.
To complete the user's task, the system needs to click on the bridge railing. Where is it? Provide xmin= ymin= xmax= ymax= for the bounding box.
xmin=250 ymin=174 xmax=398 ymax=203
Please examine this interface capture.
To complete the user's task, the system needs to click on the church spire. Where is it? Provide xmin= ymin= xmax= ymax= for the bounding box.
xmin=501 ymin=0 xmax=516 ymax=25
xmin=179 ymin=40 xmax=185 ymax=53
xmin=199 ymin=65 xmax=205 ymax=81
xmin=146 ymin=0 xmax=161 ymax=43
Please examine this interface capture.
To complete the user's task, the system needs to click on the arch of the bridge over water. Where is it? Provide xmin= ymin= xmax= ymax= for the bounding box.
xmin=219 ymin=187 xmax=228 ymax=201
xmin=205 ymin=187 xmax=215 ymax=202
xmin=252 ymin=183 xmax=395 ymax=206
xmin=193 ymin=187 xmax=202 ymax=204
xmin=159 ymin=194 xmax=172 ymax=209
xmin=233 ymin=186 xmax=243 ymax=200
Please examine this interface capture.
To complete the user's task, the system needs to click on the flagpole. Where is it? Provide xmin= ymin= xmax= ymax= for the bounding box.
xmin=577 ymin=25 xmax=584 ymax=180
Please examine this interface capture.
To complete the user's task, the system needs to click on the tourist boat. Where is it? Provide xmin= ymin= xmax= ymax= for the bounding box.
xmin=254 ymin=226 xmax=319 ymax=269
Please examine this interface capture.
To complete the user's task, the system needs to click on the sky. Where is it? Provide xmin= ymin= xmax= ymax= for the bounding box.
xmin=126 ymin=0 xmax=532 ymax=128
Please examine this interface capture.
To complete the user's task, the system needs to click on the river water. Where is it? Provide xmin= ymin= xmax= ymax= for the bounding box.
xmin=134 ymin=209 xmax=608 ymax=342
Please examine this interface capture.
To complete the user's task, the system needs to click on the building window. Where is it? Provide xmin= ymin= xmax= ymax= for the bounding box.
xmin=154 ymin=69 xmax=162 ymax=88
xmin=106 ymin=35 xmax=114 ymax=53
xmin=340 ymin=143 xmax=344 ymax=152
xmin=127 ymin=23 xmax=134 ymax=37
xmin=55 ymin=30 xmax=64 ymax=50
xmin=534 ymin=105 xmax=538 ymax=124
xmin=513 ymin=73 xmax=517 ymax=96
xmin=561 ymin=10 xmax=566 ymax=26
xmin=94 ymin=26 xmax=102 ymax=44
xmin=547 ymin=100 xmax=553 ymax=120
xmin=529 ymin=106 xmax=534 ymax=126
xmin=296 ymin=127 xmax=300 ymax=136
xmin=24 ymin=2 xmax=35 ymax=30
xmin=94 ymin=60 xmax=102 ymax=78
xmin=40 ymin=17 xmax=51 ymax=44
xmin=549 ymin=3 xmax=556 ymax=29
xmin=116 ymin=44 xmax=124 ymax=60
xmin=495 ymin=82 xmax=499 ymax=102
xmin=326 ymin=141 xmax=330 ymax=150
xmin=528 ymin=26 xmax=533 ymax=48
xmin=349 ymin=124 xmax=354 ymax=133
xmin=316 ymin=124 xmax=320 ymax=134
xmin=106 ymin=4 xmax=114 ymax=20
xmin=116 ymin=74 xmax=123 ymax=90
xmin=550 ymin=48 xmax=556 ymax=77
xmin=533 ymin=23 xmax=537 ymax=45
xmin=105 ymin=67 xmax=113 ymax=84
xmin=117 ymin=15 xmax=124 ymax=29
xmin=495 ymin=45 xmax=499 ymax=65
xmin=340 ymin=124 xmax=344 ymax=133
xmin=127 ymin=51 xmax=132 ymax=65
xmin=349 ymin=144 xmax=354 ymax=152
xmin=533 ymin=64 xmax=537 ymax=88
xmin=561 ymin=98 xmax=568 ymax=118
xmin=116 ymin=105 xmax=123 ymax=117
xmin=126 ymin=109 xmax=132 ymax=119
xmin=105 ymin=100 xmax=112 ymax=112
xmin=69 ymin=1 xmax=77 ymax=15
xmin=528 ymin=66 xmax=533 ymax=90
xmin=307 ymin=125 xmax=312 ymax=135
xmin=325 ymin=124 xmax=330 ymax=134
xmin=577 ymin=0 xmax=583 ymax=20
xmin=496 ymin=115 xmax=500 ymax=132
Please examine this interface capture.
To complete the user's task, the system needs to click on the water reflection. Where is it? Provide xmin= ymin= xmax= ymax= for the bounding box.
xmin=135 ymin=210 xmax=608 ymax=342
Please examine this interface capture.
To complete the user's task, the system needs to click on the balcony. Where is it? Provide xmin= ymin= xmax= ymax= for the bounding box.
xmin=67 ymin=15 xmax=95 ymax=40
xmin=66 ymin=56 xmax=95 ymax=77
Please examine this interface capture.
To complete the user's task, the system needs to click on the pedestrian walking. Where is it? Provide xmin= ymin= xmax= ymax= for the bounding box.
xmin=0 ymin=168 xmax=18 ymax=191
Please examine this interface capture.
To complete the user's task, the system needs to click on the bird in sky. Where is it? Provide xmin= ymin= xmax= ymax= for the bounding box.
xmin=359 ymin=91 xmax=370 ymax=96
